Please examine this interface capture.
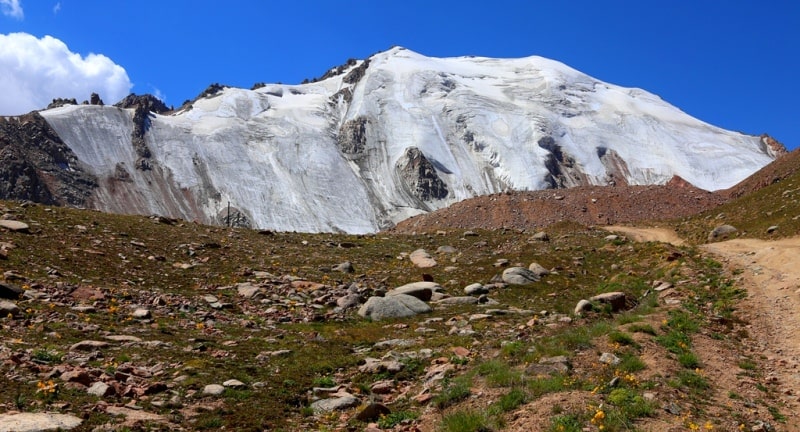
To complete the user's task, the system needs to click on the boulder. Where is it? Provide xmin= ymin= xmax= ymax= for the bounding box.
xmin=528 ymin=262 xmax=550 ymax=277
xmin=0 ymin=220 xmax=30 ymax=233
xmin=574 ymin=299 xmax=592 ymax=315
xmin=358 ymin=294 xmax=432 ymax=320
xmin=708 ymin=224 xmax=737 ymax=242
xmin=332 ymin=261 xmax=355 ymax=273
xmin=0 ymin=412 xmax=82 ymax=432
xmin=409 ymin=249 xmax=437 ymax=268
xmin=88 ymin=381 xmax=114 ymax=397
xmin=531 ymin=231 xmax=549 ymax=242
xmin=502 ymin=267 xmax=540 ymax=285
xmin=0 ymin=282 xmax=24 ymax=299
xmin=387 ymin=281 xmax=440 ymax=301
xmin=464 ymin=283 xmax=488 ymax=295
xmin=203 ymin=384 xmax=225 ymax=396
xmin=590 ymin=291 xmax=627 ymax=312
xmin=0 ymin=300 xmax=20 ymax=317
xmin=310 ymin=395 xmax=360 ymax=413
xmin=236 ymin=282 xmax=261 ymax=298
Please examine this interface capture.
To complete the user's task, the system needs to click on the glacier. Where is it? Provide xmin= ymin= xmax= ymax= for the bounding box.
xmin=37 ymin=47 xmax=781 ymax=233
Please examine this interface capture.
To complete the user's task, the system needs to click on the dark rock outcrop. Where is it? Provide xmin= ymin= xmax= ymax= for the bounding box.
xmin=539 ymin=136 xmax=587 ymax=188
xmin=396 ymin=147 xmax=448 ymax=201
xmin=89 ymin=93 xmax=104 ymax=106
xmin=46 ymin=98 xmax=78 ymax=109
xmin=114 ymin=94 xmax=170 ymax=114
xmin=0 ymin=113 xmax=97 ymax=205
xmin=337 ymin=117 xmax=369 ymax=157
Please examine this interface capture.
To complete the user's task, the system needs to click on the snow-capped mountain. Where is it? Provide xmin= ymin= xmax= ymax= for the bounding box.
xmin=22 ymin=47 xmax=783 ymax=232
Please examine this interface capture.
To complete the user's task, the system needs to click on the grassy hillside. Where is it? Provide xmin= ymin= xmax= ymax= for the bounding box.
xmin=0 ymin=199 xmax=794 ymax=431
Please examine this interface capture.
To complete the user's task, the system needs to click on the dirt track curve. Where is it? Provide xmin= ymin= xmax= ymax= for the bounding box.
xmin=607 ymin=226 xmax=800 ymax=430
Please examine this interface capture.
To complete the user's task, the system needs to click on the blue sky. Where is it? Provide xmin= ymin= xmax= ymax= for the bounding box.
xmin=1 ymin=0 xmax=798 ymax=149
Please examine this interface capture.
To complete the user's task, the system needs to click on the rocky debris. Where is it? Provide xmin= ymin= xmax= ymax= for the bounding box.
xmin=502 ymin=267 xmax=540 ymax=285
xmin=89 ymin=93 xmax=104 ymax=106
xmin=223 ymin=379 xmax=246 ymax=388
xmin=131 ymin=308 xmax=151 ymax=319
xmin=0 ymin=412 xmax=83 ymax=431
xmin=87 ymin=381 xmax=114 ymax=397
xmin=409 ymin=249 xmax=437 ymax=268
xmin=358 ymin=294 xmax=432 ymax=320
xmin=708 ymin=224 xmax=738 ymax=242
xmin=337 ymin=117 xmax=369 ymax=157
xmin=526 ymin=355 xmax=571 ymax=376
xmin=47 ymin=97 xmax=78 ymax=109
xmin=436 ymin=296 xmax=480 ymax=305
xmin=599 ymin=352 xmax=622 ymax=365
xmin=236 ymin=282 xmax=261 ymax=298
xmin=767 ymin=225 xmax=779 ymax=234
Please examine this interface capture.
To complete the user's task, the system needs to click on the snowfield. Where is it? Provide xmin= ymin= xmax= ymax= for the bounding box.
xmin=40 ymin=47 xmax=779 ymax=233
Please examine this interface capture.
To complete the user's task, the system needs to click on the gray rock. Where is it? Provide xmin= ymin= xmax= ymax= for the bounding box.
xmin=387 ymin=281 xmax=440 ymax=301
xmin=435 ymin=296 xmax=480 ymax=305
xmin=87 ymin=381 xmax=114 ymax=397
xmin=590 ymin=291 xmax=627 ymax=312
xmin=0 ymin=220 xmax=30 ymax=233
xmin=236 ymin=282 xmax=261 ymax=298
xmin=409 ymin=249 xmax=437 ymax=268
xmin=604 ymin=234 xmax=620 ymax=241
xmin=0 ymin=300 xmax=20 ymax=317
xmin=436 ymin=245 xmax=457 ymax=254
xmin=131 ymin=308 xmax=151 ymax=319
xmin=356 ymin=402 xmax=391 ymax=421
xmin=599 ymin=352 xmax=621 ymax=365
xmin=203 ymin=384 xmax=226 ymax=396
xmin=0 ymin=412 xmax=83 ymax=432
xmin=708 ymin=224 xmax=738 ymax=241
xmin=310 ymin=395 xmax=360 ymax=413
xmin=358 ymin=294 xmax=432 ymax=320
xmin=223 ymin=379 xmax=246 ymax=388
xmin=69 ymin=340 xmax=110 ymax=351
xmin=0 ymin=281 xmax=23 ymax=299
xmin=464 ymin=283 xmax=488 ymax=295
xmin=502 ymin=267 xmax=540 ymax=285
xmin=531 ymin=231 xmax=549 ymax=242
xmin=332 ymin=261 xmax=355 ymax=273
xmin=336 ymin=293 xmax=361 ymax=310
xmin=767 ymin=225 xmax=779 ymax=234
xmin=574 ymin=299 xmax=592 ymax=315
xmin=528 ymin=262 xmax=550 ymax=277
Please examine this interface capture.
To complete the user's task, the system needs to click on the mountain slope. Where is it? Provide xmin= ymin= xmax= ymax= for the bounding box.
xmin=13 ymin=47 xmax=783 ymax=232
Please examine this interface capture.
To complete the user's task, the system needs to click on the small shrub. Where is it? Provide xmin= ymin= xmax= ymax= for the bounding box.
xmin=378 ymin=411 xmax=419 ymax=429
xmin=678 ymin=352 xmax=701 ymax=369
xmin=608 ymin=331 xmax=637 ymax=347
xmin=32 ymin=349 xmax=62 ymax=364
xmin=528 ymin=374 xmax=569 ymax=397
xmin=438 ymin=409 xmax=491 ymax=432
xmin=312 ymin=376 xmax=336 ymax=388
xmin=434 ymin=376 xmax=472 ymax=409
xmin=738 ymin=359 xmax=757 ymax=371
xmin=491 ymin=388 xmax=526 ymax=413
xmin=627 ymin=323 xmax=657 ymax=335
xmin=618 ymin=352 xmax=647 ymax=373
xmin=548 ymin=414 xmax=583 ymax=432
xmin=477 ymin=360 xmax=523 ymax=387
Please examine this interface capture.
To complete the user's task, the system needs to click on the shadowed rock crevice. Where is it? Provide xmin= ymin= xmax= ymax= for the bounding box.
xmin=337 ymin=117 xmax=369 ymax=157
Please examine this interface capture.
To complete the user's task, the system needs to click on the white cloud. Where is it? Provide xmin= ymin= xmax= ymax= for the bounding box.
xmin=53 ymin=2 xmax=60 ymax=14
xmin=0 ymin=0 xmax=23 ymax=19
xmin=0 ymin=32 xmax=133 ymax=115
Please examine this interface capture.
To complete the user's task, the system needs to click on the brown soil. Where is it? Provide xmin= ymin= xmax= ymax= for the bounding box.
xmin=392 ymin=185 xmax=724 ymax=234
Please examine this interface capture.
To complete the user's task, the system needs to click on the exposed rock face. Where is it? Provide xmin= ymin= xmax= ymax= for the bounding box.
xmin=597 ymin=147 xmax=631 ymax=187
xmin=539 ymin=136 xmax=588 ymax=188
xmin=47 ymin=98 xmax=78 ymax=109
xmin=337 ymin=117 xmax=369 ymax=157
xmin=0 ymin=113 xmax=97 ymax=205
xmin=114 ymin=94 xmax=170 ymax=114
xmin=396 ymin=147 xmax=448 ymax=202
xmin=89 ymin=93 xmax=104 ymax=106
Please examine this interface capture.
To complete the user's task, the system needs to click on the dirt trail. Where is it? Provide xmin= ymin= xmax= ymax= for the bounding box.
xmin=606 ymin=226 xmax=800 ymax=428
xmin=604 ymin=225 xmax=685 ymax=246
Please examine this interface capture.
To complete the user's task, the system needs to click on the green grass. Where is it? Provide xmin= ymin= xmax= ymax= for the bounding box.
xmin=438 ymin=409 xmax=491 ymax=432
xmin=608 ymin=330 xmax=637 ymax=347
xmin=476 ymin=360 xmax=524 ymax=387
xmin=678 ymin=352 xmax=701 ymax=369
xmin=434 ymin=376 xmax=473 ymax=409
xmin=378 ymin=411 xmax=419 ymax=429
xmin=627 ymin=323 xmax=657 ymax=336
xmin=548 ymin=414 xmax=583 ymax=432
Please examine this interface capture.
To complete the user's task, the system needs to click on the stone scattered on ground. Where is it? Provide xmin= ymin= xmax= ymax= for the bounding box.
xmin=332 ymin=261 xmax=355 ymax=273
xmin=589 ymin=291 xmax=627 ymax=312
xmin=708 ymin=224 xmax=738 ymax=241
xmin=464 ymin=283 xmax=489 ymax=295
xmin=0 ymin=219 xmax=30 ymax=233
xmin=502 ymin=267 xmax=540 ymax=285
xmin=409 ymin=249 xmax=437 ymax=268
xmin=0 ymin=412 xmax=83 ymax=432
xmin=387 ymin=281 xmax=440 ymax=301
xmin=310 ymin=393 xmax=360 ymax=413
xmin=358 ymin=294 xmax=432 ymax=320
xmin=203 ymin=384 xmax=226 ymax=396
